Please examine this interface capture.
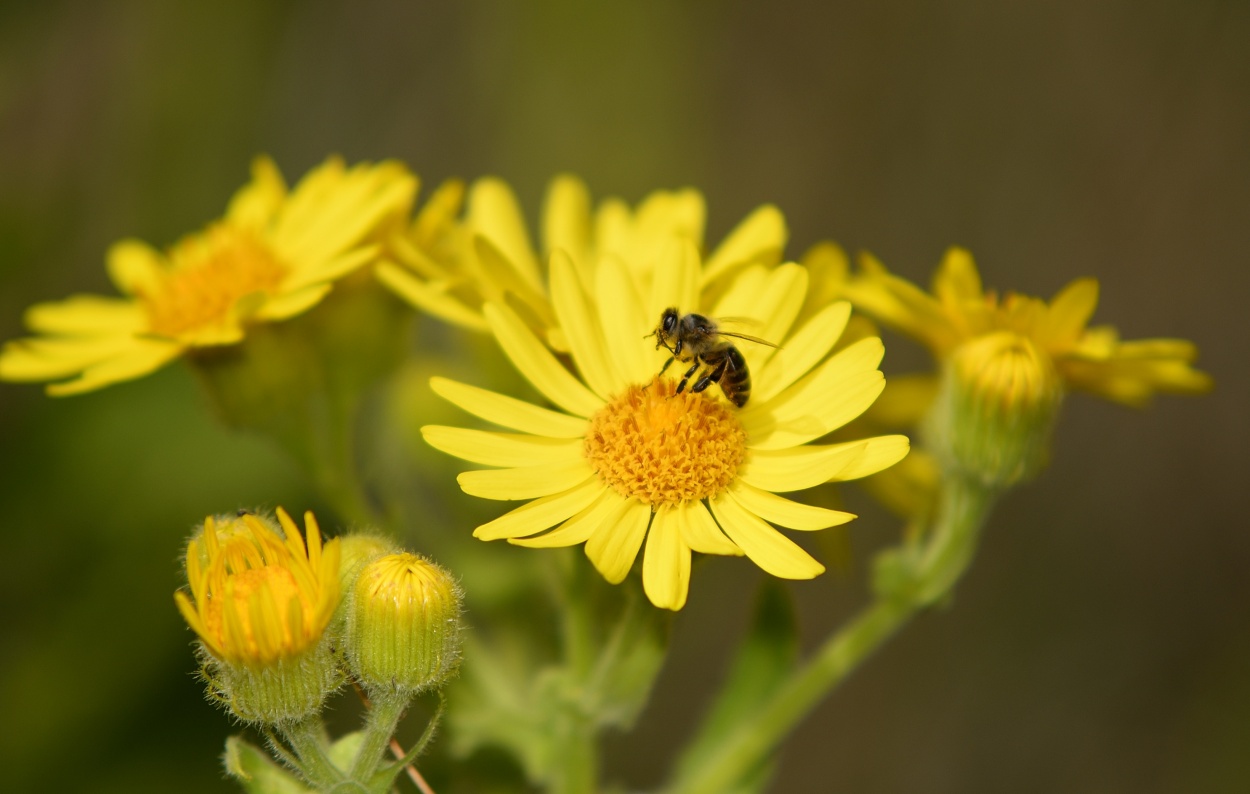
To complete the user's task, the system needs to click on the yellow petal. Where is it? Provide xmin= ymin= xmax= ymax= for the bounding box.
xmin=647 ymin=238 xmax=700 ymax=327
xmin=472 ymin=477 xmax=605 ymax=540
xmin=742 ymin=337 xmax=885 ymax=449
xmin=739 ymin=443 xmax=858 ymax=493
xmin=752 ymin=301 xmax=851 ymax=405
xmin=831 ymin=435 xmax=911 ymax=481
xmin=542 ymin=174 xmax=592 ymax=271
xmin=595 ymin=254 xmax=654 ymax=386
xmin=584 ymin=498 xmax=651 ymax=584
xmin=726 ymin=481 xmax=855 ymax=530
xmin=422 ymin=425 xmax=584 ymax=467
xmin=412 ymin=178 xmax=465 ymax=250
xmin=225 ymin=155 xmax=288 ymax=231
xmin=468 ymin=177 xmax=542 ymax=292
xmin=275 ymin=160 xmax=416 ymax=266
xmin=376 ymin=263 xmax=488 ymax=331
xmin=1039 ymin=277 xmax=1099 ymax=350
xmin=933 ymin=247 xmax=983 ymax=307
xmin=642 ymin=505 xmax=691 ymax=610
xmin=845 ymin=252 xmax=956 ymax=353
xmin=458 ymin=460 xmax=596 ymax=500
xmin=0 ymin=334 xmax=145 ymax=381
xmin=702 ymin=205 xmax=787 ymax=285
xmin=281 ymin=245 xmax=378 ymax=292
xmin=550 ymin=250 xmax=623 ymax=399
xmin=677 ymin=500 xmax=742 ymax=556
xmin=430 ymin=376 xmax=588 ymax=437
xmin=254 ymin=284 xmax=333 ymax=323
xmin=45 ymin=337 xmax=182 ymax=396
xmin=484 ymin=302 xmax=604 ymax=418
xmin=105 ymin=239 xmax=164 ymax=296
xmin=708 ymin=493 xmax=824 ymax=579
xmin=509 ymin=487 xmax=625 ymax=548
xmin=472 ymin=235 xmax=555 ymax=328
xmin=24 ymin=296 xmax=144 ymax=335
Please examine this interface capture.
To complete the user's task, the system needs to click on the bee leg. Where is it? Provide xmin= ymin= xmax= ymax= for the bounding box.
xmin=691 ymin=357 xmax=728 ymax=394
xmin=675 ymin=360 xmax=702 ymax=394
xmin=657 ymin=356 xmax=676 ymax=376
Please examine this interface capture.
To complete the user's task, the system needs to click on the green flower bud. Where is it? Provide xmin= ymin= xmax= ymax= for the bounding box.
xmin=346 ymin=553 xmax=463 ymax=694
xmin=924 ymin=331 xmax=1062 ymax=488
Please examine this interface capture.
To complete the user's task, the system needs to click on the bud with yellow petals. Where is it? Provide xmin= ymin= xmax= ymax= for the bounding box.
xmin=175 ymin=508 xmax=342 ymax=724
xmin=925 ymin=331 xmax=1063 ymax=488
xmin=346 ymin=553 xmax=463 ymax=695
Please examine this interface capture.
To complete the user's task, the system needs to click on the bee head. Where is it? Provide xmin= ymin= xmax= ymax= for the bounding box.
xmin=652 ymin=307 xmax=681 ymax=349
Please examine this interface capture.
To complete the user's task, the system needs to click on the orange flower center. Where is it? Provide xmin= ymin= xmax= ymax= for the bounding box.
xmin=141 ymin=225 xmax=287 ymax=338
xmin=585 ymin=379 xmax=747 ymax=507
xmin=202 ymin=564 xmax=315 ymax=665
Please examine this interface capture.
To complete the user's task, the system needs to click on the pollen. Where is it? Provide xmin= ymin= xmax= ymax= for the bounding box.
xmin=141 ymin=225 xmax=288 ymax=338
xmin=585 ymin=379 xmax=747 ymax=507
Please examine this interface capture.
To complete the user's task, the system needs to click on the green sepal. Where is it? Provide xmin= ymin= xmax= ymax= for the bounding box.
xmin=669 ymin=580 xmax=799 ymax=793
xmin=223 ymin=736 xmax=312 ymax=794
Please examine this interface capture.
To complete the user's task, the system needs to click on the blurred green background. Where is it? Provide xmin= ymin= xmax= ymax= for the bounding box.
xmin=1 ymin=2 xmax=1247 ymax=792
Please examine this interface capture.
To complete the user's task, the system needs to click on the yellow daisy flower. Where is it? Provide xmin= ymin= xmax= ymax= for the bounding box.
xmin=422 ymin=244 xmax=909 ymax=610
xmin=843 ymin=247 xmax=1212 ymax=406
xmin=377 ymin=173 xmax=787 ymax=348
xmin=0 ymin=156 xmax=415 ymax=396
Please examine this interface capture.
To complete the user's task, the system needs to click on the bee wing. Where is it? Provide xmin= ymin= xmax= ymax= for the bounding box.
xmin=717 ymin=329 xmax=780 ymax=348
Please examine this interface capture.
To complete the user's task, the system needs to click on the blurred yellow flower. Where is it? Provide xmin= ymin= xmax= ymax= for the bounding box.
xmin=176 ymin=508 xmax=341 ymax=667
xmin=0 ymin=156 xmax=415 ymax=396
xmin=843 ymin=247 xmax=1212 ymax=406
xmin=422 ymin=245 xmax=908 ymax=610
xmin=377 ymin=174 xmax=787 ymax=349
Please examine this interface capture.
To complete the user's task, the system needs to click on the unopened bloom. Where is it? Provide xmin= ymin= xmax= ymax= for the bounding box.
xmin=0 ymin=156 xmax=415 ymax=395
xmin=423 ymin=244 xmax=908 ymax=610
xmin=346 ymin=553 xmax=463 ymax=694
xmin=175 ymin=509 xmax=342 ymax=723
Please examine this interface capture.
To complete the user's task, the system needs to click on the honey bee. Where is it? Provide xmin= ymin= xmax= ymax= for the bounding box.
xmin=647 ymin=307 xmax=778 ymax=407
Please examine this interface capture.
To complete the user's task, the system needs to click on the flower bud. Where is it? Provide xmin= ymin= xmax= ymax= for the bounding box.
xmin=346 ymin=553 xmax=463 ymax=694
xmin=175 ymin=508 xmax=342 ymax=724
xmin=924 ymin=331 xmax=1062 ymax=488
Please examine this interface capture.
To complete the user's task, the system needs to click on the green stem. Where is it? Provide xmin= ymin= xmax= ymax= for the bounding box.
xmin=279 ymin=715 xmax=344 ymax=789
xmin=549 ymin=708 xmax=598 ymax=794
xmin=350 ymin=689 xmax=409 ymax=783
xmin=394 ymin=691 xmax=447 ymax=768
xmin=548 ymin=552 xmax=601 ymax=794
xmin=554 ymin=551 xmax=596 ymax=679
xmin=667 ymin=474 xmax=998 ymax=794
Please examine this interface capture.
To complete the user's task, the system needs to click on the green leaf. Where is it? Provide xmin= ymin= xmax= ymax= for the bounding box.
xmin=585 ymin=591 xmax=671 ymax=730
xmin=223 ymin=736 xmax=313 ymax=794
xmin=668 ymin=580 xmax=799 ymax=793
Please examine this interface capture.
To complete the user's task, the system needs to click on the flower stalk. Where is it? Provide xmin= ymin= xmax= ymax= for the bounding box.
xmin=667 ymin=473 xmax=998 ymax=794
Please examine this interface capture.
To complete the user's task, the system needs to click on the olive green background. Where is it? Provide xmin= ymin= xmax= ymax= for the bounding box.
xmin=1 ymin=2 xmax=1246 ymax=792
